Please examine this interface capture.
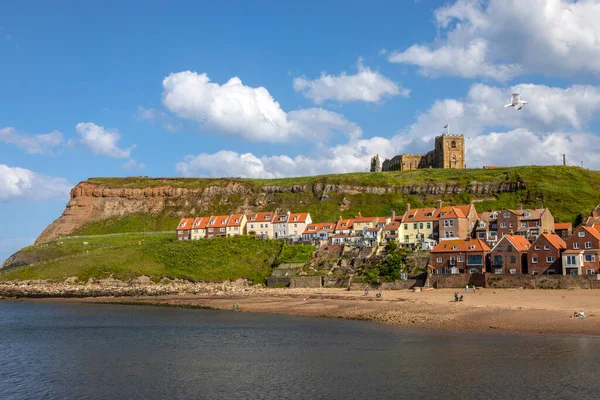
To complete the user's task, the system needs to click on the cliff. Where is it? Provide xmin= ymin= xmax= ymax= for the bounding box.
xmin=35 ymin=166 xmax=600 ymax=244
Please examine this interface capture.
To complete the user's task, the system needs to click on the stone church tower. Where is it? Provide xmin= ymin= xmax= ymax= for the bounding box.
xmin=370 ymin=155 xmax=381 ymax=172
xmin=434 ymin=134 xmax=465 ymax=169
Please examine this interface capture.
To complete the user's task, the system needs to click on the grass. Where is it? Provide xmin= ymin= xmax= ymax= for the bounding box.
xmin=1 ymin=235 xmax=283 ymax=283
xmin=276 ymin=244 xmax=315 ymax=264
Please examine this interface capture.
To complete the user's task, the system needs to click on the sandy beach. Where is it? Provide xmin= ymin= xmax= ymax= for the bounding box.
xmin=32 ymin=288 xmax=596 ymax=337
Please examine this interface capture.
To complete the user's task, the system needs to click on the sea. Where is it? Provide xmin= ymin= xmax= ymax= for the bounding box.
xmin=1 ymin=301 xmax=599 ymax=400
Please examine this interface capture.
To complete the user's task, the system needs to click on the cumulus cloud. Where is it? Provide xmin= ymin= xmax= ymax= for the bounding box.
xmin=73 ymin=122 xmax=133 ymax=158
xmin=176 ymin=81 xmax=600 ymax=176
xmin=293 ymin=58 xmax=408 ymax=104
xmin=389 ymin=0 xmax=600 ymax=80
xmin=161 ymin=71 xmax=362 ymax=142
xmin=0 ymin=127 xmax=64 ymax=154
xmin=0 ymin=164 xmax=72 ymax=201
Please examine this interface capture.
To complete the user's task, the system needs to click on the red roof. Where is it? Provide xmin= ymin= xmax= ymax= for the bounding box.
xmin=289 ymin=212 xmax=310 ymax=223
xmin=303 ymin=222 xmax=335 ymax=235
xmin=502 ymin=234 xmax=531 ymax=251
xmin=335 ymin=218 xmax=354 ymax=231
xmin=353 ymin=216 xmax=379 ymax=223
xmin=193 ymin=217 xmax=208 ymax=229
xmin=538 ymin=233 xmax=566 ymax=250
xmin=432 ymin=239 xmax=490 ymax=253
xmin=247 ymin=212 xmax=275 ymax=223
xmin=402 ymin=207 xmax=438 ymax=222
xmin=554 ymin=222 xmax=572 ymax=231
xmin=439 ymin=207 xmax=467 ymax=219
xmin=226 ymin=214 xmax=244 ymax=227
xmin=384 ymin=221 xmax=400 ymax=231
xmin=581 ymin=225 xmax=600 ymax=240
xmin=177 ymin=218 xmax=194 ymax=231
xmin=209 ymin=215 xmax=229 ymax=227
xmin=563 ymin=249 xmax=583 ymax=254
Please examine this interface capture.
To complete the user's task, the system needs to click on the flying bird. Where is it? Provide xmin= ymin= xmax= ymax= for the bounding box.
xmin=504 ymin=93 xmax=528 ymax=110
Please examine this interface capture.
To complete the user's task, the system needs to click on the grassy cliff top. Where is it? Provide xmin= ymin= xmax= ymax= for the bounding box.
xmin=87 ymin=165 xmax=600 ymax=189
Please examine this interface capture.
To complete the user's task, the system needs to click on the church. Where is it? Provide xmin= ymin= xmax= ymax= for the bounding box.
xmin=370 ymin=134 xmax=465 ymax=172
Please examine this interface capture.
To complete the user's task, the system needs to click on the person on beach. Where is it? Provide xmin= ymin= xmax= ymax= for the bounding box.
xmin=472 ymin=285 xmax=476 ymax=294
xmin=364 ymin=289 xmax=369 ymax=296
xmin=465 ymin=285 xmax=469 ymax=294
xmin=454 ymin=292 xmax=459 ymax=302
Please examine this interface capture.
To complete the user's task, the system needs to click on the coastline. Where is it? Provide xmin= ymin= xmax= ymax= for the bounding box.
xmin=6 ymin=287 xmax=600 ymax=337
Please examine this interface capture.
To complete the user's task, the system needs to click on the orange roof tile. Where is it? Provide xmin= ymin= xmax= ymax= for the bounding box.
xmin=432 ymin=239 xmax=490 ymax=253
xmin=226 ymin=214 xmax=244 ymax=227
xmin=554 ymin=222 xmax=572 ymax=230
xmin=353 ymin=216 xmax=379 ymax=223
xmin=384 ymin=221 xmax=400 ymax=231
xmin=335 ymin=218 xmax=354 ymax=230
xmin=208 ymin=215 xmax=229 ymax=227
xmin=539 ymin=233 xmax=566 ymax=250
xmin=581 ymin=225 xmax=600 ymax=241
xmin=193 ymin=217 xmax=209 ymax=229
xmin=177 ymin=218 xmax=194 ymax=231
xmin=289 ymin=213 xmax=310 ymax=223
xmin=563 ymin=249 xmax=583 ymax=254
xmin=401 ymin=208 xmax=438 ymax=222
xmin=247 ymin=212 xmax=275 ymax=223
xmin=503 ymin=234 xmax=531 ymax=251
xmin=303 ymin=223 xmax=335 ymax=235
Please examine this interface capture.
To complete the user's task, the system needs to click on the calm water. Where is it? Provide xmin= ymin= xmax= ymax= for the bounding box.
xmin=1 ymin=302 xmax=599 ymax=400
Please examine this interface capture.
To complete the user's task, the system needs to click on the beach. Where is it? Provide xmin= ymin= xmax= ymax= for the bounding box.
xmin=20 ymin=287 xmax=598 ymax=337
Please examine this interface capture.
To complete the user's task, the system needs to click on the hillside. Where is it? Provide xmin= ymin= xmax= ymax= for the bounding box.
xmin=0 ymin=235 xmax=284 ymax=283
xmin=36 ymin=166 xmax=600 ymax=244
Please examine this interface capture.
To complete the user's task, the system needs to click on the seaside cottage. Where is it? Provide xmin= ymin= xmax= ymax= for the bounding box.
xmin=226 ymin=214 xmax=247 ymax=237
xmin=430 ymin=238 xmax=490 ymax=274
xmin=527 ymin=233 xmax=566 ymax=275
xmin=561 ymin=225 xmax=600 ymax=276
xmin=383 ymin=221 xmax=401 ymax=243
xmin=177 ymin=218 xmax=194 ymax=241
xmin=400 ymin=204 xmax=437 ymax=246
xmin=330 ymin=234 xmax=352 ymax=245
xmin=363 ymin=227 xmax=384 ymax=247
xmin=207 ymin=215 xmax=229 ymax=238
xmin=334 ymin=218 xmax=354 ymax=235
xmin=288 ymin=212 xmax=312 ymax=238
xmin=489 ymin=234 xmax=531 ymax=274
xmin=302 ymin=222 xmax=335 ymax=242
xmin=475 ymin=211 xmax=499 ymax=247
xmin=247 ymin=212 xmax=276 ymax=238
xmin=554 ymin=222 xmax=572 ymax=241
xmin=273 ymin=213 xmax=289 ymax=238
xmin=496 ymin=206 xmax=554 ymax=243
xmin=438 ymin=207 xmax=470 ymax=240
xmin=191 ymin=217 xmax=209 ymax=240
xmin=352 ymin=213 xmax=379 ymax=234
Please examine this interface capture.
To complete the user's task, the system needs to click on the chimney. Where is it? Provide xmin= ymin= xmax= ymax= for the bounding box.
xmin=391 ymin=210 xmax=396 ymax=220
xmin=437 ymin=200 xmax=443 ymax=209
xmin=357 ymin=211 xmax=362 ymax=218
xmin=406 ymin=203 xmax=411 ymax=212
xmin=287 ymin=210 xmax=291 ymax=217
xmin=517 ymin=204 xmax=523 ymax=211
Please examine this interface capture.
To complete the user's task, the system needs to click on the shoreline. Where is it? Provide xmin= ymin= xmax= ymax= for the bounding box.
xmin=6 ymin=287 xmax=600 ymax=337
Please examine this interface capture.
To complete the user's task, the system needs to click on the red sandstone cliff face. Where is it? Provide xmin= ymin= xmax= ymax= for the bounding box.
xmin=35 ymin=179 xmax=526 ymax=244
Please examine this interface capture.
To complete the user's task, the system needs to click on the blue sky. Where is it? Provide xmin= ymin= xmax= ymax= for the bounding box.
xmin=2 ymin=0 xmax=600 ymax=262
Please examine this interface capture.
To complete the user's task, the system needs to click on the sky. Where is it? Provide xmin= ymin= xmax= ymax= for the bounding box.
xmin=2 ymin=0 xmax=600 ymax=262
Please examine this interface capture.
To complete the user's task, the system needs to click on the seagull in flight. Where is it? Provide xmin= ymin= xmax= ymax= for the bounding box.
xmin=504 ymin=93 xmax=528 ymax=111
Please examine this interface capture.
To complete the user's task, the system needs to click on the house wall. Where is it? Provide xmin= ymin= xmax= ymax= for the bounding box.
xmin=439 ymin=217 xmax=469 ymax=240
xmin=401 ymin=220 xmax=434 ymax=243
xmin=191 ymin=228 xmax=206 ymax=240
xmin=490 ymin=237 xmax=527 ymax=274
xmin=430 ymin=250 xmax=488 ymax=274
xmin=527 ymin=235 xmax=562 ymax=274
xmin=177 ymin=230 xmax=190 ymax=241
xmin=247 ymin=221 xmax=273 ymax=238
xmin=564 ymin=226 xmax=600 ymax=275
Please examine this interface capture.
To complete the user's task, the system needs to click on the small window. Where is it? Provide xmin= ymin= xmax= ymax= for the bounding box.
xmin=547 ymin=269 xmax=556 ymax=274
xmin=458 ymin=256 xmax=464 ymax=262
xmin=547 ymin=256 xmax=555 ymax=262
xmin=532 ymin=257 xmax=538 ymax=263
xmin=503 ymin=213 xmax=510 ymax=218
xmin=585 ymin=254 xmax=594 ymax=262
xmin=579 ymin=232 xmax=585 ymax=237
xmin=509 ymin=269 xmax=517 ymax=274
xmin=404 ymin=224 xmax=408 ymax=229
xmin=497 ymin=245 xmax=503 ymax=251
xmin=521 ymin=222 xmax=527 ymax=228
xmin=427 ymin=222 xmax=431 ymax=229
xmin=585 ymin=242 xmax=592 ymax=249
xmin=413 ymin=223 xmax=417 ymax=229
xmin=451 ymin=246 xmax=457 ymax=250
xmin=587 ymin=269 xmax=596 ymax=276
xmin=574 ymin=243 xmax=580 ymax=249
xmin=510 ymin=256 xmax=516 ymax=263
xmin=500 ymin=223 xmax=507 ymax=228
xmin=535 ymin=245 xmax=540 ymax=250
xmin=544 ymin=245 xmax=550 ymax=250
xmin=436 ymin=256 xmax=443 ymax=263
xmin=507 ymin=245 xmax=513 ymax=252
xmin=420 ymin=223 xmax=424 ymax=229
xmin=451 ymin=140 xmax=456 ymax=148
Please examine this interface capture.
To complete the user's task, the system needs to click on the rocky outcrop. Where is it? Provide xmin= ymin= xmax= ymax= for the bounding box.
xmin=35 ymin=177 xmax=527 ymax=244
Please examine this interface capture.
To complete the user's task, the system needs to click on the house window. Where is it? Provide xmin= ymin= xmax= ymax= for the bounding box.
xmin=547 ymin=269 xmax=556 ymax=274
xmin=547 ymin=256 xmax=555 ymax=262
xmin=509 ymin=223 xmax=513 ymax=228
xmin=492 ymin=212 xmax=498 ymax=219
xmin=420 ymin=223 xmax=424 ymax=229
xmin=507 ymin=245 xmax=513 ymax=252
xmin=585 ymin=254 xmax=595 ymax=262
xmin=587 ymin=269 xmax=596 ymax=276
xmin=467 ymin=255 xmax=483 ymax=265
xmin=478 ymin=232 xmax=486 ymax=239
xmin=585 ymin=242 xmax=591 ymax=249
xmin=436 ymin=256 xmax=443 ymax=263
xmin=490 ymin=231 xmax=497 ymax=237
xmin=479 ymin=222 xmax=485 ymax=228
xmin=544 ymin=245 xmax=550 ymax=250
xmin=500 ymin=223 xmax=507 ymax=228
xmin=521 ymin=222 xmax=527 ymax=228
xmin=566 ymin=255 xmax=577 ymax=265
xmin=294 ymin=224 xmax=297 ymax=228
xmin=404 ymin=224 xmax=408 ymax=230
xmin=493 ymin=255 xmax=503 ymax=265
xmin=427 ymin=222 xmax=431 ymax=229
xmin=458 ymin=256 xmax=464 ymax=262
xmin=532 ymin=257 xmax=538 ymax=263
xmin=250 ymin=224 xmax=254 ymax=229
xmin=470 ymin=268 xmax=478 ymax=274
xmin=524 ymin=211 xmax=530 ymax=217
xmin=503 ymin=213 xmax=510 ymax=218
xmin=509 ymin=269 xmax=517 ymax=274
xmin=510 ymin=256 xmax=516 ymax=263
xmin=497 ymin=245 xmax=503 ymax=251
xmin=260 ymin=224 xmax=264 ymax=228
xmin=535 ymin=245 xmax=540 ymax=250
xmin=578 ymin=231 xmax=585 ymax=237
xmin=451 ymin=140 xmax=456 ymax=148
xmin=574 ymin=243 xmax=580 ymax=249
xmin=413 ymin=223 xmax=417 ymax=229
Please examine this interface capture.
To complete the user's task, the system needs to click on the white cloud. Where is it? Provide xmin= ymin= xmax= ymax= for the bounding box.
xmin=0 ymin=127 xmax=64 ymax=154
xmin=136 ymin=106 xmax=166 ymax=121
xmin=293 ymin=58 xmax=408 ymax=104
xmin=389 ymin=0 xmax=600 ymax=80
xmin=74 ymin=122 xmax=133 ymax=158
xmin=122 ymin=159 xmax=146 ymax=170
xmin=177 ymin=81 xmax=600 ymax=177
xmin=161 ymin=71 xmax=362 ymax=142
xmin=0 ymin=164 xmax=72 ymax=201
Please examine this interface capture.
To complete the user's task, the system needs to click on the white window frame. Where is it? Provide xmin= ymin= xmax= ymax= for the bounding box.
xmin=546 ymin=256 xmax=555 ymax=263
xmin=531 ymin=257 xmax=538 ymax=263
xmin=574 ymin=242 xmax=580 ymax=249
xmin=578 ymin=231 xmax=585 ymax=237
xmin=585 ymin=242 xmax=592 ymax=249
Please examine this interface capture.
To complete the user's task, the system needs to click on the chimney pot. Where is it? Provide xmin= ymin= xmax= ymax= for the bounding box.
xmin=437 ymin=200 xmax=443 ymax=209
xmin=406 ymin=203 xmax=411 ymax=212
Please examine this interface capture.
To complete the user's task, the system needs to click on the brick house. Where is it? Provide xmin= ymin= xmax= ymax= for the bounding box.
xmin=226 ymin=214 xmax=247 ymax=237
xmin=247 ymin=212 xmax=276 ymax=238
xmin=475 ymin=211 xmax=499 ymax=246
xmin=489 ymin=234 xmax=531 ymax=274
xmin=527 ymin=233 xmax=566 ymax=275
xmin=207 ymin=215 xmax=229 ymax=238
xmin=383 ymin=221 xmax=401 ymax=243
xmin=496 ymin=206 xmax=554 ymax=242
xmin=438 ymin=208 xmax=470 ymax=240
xmin=191 ymin=217 xmax=209 ymax=240
xmin=554 ymin=222 xmax=572 ymax=241
xmin=562 ymin=225 xmax=600 ymax=276
xmin=436 ymin=203 xmax=478 ymax=238
xmin=177 ymin=218 xmax=194 ymax=241
xmin=430 ymin=239 xmax=490 ymax=274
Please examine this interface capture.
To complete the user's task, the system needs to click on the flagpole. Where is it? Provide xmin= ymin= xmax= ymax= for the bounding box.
xmin=447 ymin=123 xmax=450 ymax=135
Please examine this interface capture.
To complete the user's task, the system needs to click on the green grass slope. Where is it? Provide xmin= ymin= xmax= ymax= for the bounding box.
xmin=80 ymin=166 xmax=600 ymax=232
xmin=1 ymin=234 xmax=282 ymax=283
